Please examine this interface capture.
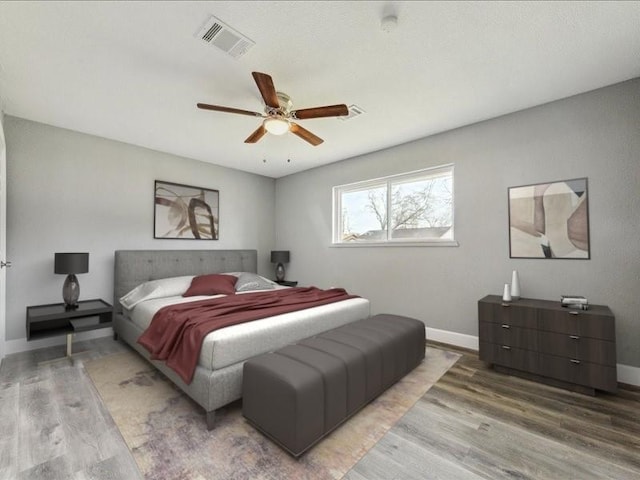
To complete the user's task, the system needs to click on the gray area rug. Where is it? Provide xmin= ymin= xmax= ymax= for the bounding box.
xmin=85 ymin=346 xmax=460 ymax=480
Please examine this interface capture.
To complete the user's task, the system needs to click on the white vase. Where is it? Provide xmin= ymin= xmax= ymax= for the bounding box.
xmin=502 ymin=283 xmax=512 ymax=302
xmin=511 ymin=270 xmax=521 ymax=300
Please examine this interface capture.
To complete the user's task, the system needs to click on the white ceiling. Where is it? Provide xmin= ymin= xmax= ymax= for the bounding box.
xmin=1 ymin=1 xmax=639 ymax=178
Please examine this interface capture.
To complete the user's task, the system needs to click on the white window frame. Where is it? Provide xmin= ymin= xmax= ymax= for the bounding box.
xmin=332 ymin=164 xmax=458 ymax=247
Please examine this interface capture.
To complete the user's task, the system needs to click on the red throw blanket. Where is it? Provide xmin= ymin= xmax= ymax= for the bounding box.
xmin=137 ymin=287 xmax=358 ymax=384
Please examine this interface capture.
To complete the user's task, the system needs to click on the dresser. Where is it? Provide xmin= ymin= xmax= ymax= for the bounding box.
xmin=478 ymin=295 xmax=617 ymax=395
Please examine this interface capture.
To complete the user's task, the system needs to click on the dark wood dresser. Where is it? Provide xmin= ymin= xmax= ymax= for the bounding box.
xmin=478 ymin=295 xmax=617 ymax=395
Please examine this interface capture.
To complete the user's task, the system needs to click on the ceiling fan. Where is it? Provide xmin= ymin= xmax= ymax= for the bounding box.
xmin=197 ymin=72 xmax=349 ymax=146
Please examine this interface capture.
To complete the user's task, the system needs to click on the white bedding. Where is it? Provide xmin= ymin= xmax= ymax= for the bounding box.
xmin=128 ymin=288 xmax=371 ymax=371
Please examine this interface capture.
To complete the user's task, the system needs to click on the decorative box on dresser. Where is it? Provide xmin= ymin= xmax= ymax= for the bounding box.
xmin=478 ymin=295 xmax=617 ymax=395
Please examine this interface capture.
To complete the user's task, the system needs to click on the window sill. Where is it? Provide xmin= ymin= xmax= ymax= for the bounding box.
xmin=330 ymin=240 xmax=459 ymax=248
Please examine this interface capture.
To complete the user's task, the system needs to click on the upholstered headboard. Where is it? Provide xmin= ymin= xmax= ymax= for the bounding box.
xmin=113 ymin=249 xmax=257 ymax=314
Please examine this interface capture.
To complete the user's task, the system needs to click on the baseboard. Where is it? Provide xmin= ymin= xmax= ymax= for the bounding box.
xmin=425 ymin=326 xmax=479 ymax=351
xmin=5 ymin=328 xmax=113 ymax=355
xmin=617 ymin=363 xmax=640 ymax=387
xmin=424 ymin=326 xmax=640 ymax=387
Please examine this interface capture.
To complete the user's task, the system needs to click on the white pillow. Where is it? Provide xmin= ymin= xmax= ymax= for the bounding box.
xmin=234 ymin=272 xmax=277 ymax=292
xmin=119 ymin=275 xmax=195 ymax=310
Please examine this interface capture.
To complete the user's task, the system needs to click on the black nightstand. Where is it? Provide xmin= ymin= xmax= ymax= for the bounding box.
xmin=275 ymin=280 xmax=298 ymax=287
xmin=26 ymin=299 xmax=113 ymax=357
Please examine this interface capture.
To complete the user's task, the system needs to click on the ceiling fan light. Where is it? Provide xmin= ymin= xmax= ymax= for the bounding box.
xmin=264 ymin=117 xmax=290 ymax=135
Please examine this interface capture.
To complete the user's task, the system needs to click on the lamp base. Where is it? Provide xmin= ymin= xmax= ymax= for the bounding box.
xmin=62 ymin=274 xmax=80 ymax=309
xmin=275 ymin=263 xmax=286 ymax=282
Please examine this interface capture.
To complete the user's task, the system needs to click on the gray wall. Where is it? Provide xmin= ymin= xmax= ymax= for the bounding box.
xmin=275 ymin=78 xmax=640 ymax=368
xmin=0 ymin=111 xmax=6 ymax=361
xmin=5 ymin=116 xmax=275 ymax=341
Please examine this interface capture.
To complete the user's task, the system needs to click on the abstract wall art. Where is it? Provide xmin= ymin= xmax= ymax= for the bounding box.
xmin=154 ymin=180 xmax=219 ymax=240
xmin=508 ymin=178 xmax=589 ymax=259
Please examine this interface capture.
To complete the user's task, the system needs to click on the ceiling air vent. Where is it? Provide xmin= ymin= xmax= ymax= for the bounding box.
xmin=339 ymin=104 xmax=365 ymax=121
xmin=195 ymin=15 xmax=255 ymax=59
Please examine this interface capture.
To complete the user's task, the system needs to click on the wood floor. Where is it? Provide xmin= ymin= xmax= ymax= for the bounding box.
xmin=0 ymin=337 xmax=142 ymax=480
xmin=1 ymin=337 xmax=638 ymax=479
xmin=345 ymin=342 xmax=640 ymax=480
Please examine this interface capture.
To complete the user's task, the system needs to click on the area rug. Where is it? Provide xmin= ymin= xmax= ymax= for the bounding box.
xmin=85 ymin=346 xmax=460 ymax=480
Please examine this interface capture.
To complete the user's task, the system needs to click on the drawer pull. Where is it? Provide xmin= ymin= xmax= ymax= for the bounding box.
xmin=569 ymin=311 xmax=579 ymax=316
xmin=501 ymin=345 xmax=511 ymax=350
xmin=570 ymin=359 xmax=581 ymax=364
xmin=501 ymin=324 xmax=510 ymax=329
xmin=569 ymin=335 xmax=580 ymax=340
xmin=501 ymin=303 xmax=511 ymax=307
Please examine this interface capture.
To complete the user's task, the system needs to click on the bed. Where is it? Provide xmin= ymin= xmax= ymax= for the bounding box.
xmin=112 ymin=249 xmax=371 ymax=429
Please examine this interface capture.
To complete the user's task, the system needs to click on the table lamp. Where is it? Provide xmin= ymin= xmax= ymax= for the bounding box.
xmin=270 ymin=250 xmax=290 ymax=281
xmin=54 ymin=252 xmax=89 ymax=309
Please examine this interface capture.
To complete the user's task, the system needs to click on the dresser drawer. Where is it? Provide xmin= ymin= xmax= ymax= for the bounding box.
xmin=478 ymin=301 xmax=537 ymax=329
xmin=538 ymin=353 xmax=617 ymax=393
xmin=479 ymin=341 xmax=538 ymax=371
xmin=479 ymin=321 xmax=538 ymax=350
xmin=538 ymin=331 xmax=616 ymax=366
xmin=538 ymin=309 xmax=615 ymax=341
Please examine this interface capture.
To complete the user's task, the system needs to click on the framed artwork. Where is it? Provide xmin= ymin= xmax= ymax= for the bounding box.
xmin=508 ymin=177 xmax=589 ymax=259
xmin=154 ymin=180 xmax=219 ymax=240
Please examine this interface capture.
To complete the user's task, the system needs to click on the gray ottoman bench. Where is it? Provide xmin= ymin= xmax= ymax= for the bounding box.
xmin=242 ymin=314 xmax=426 ymax=457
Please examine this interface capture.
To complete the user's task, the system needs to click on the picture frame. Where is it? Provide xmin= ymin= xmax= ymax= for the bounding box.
xmin=154 ymin=180 xmax=219 ymax=240
xmin=508 ymin=177 xmax=589 ymax=259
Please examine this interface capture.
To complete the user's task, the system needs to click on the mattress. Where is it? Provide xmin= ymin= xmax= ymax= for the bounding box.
xmin=127 ymin=290 xmax=371 ymax=371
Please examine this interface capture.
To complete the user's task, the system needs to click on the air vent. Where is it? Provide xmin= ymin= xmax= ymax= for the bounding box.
xmin=195 ymin=15 xmax=255 ymax=59
xmin=339 ymin=104 xmax=365 ymax=121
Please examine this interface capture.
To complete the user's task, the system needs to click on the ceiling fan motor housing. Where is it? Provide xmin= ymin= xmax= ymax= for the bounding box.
xmin=267 ymin=92 xmax=293 ymax=116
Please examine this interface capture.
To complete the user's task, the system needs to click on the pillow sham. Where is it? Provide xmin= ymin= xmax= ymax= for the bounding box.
xmin=183 ymin=274 xmax=237 ymax=297
xmin=234 ymin=272 xmax=276 ymax=292
xmin=120 ymin=275 xmax=195 ymax=310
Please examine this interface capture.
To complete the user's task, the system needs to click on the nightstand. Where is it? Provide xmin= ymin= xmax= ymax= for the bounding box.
xmin=275 ymin=280 xmax=298 ymax=287
xmin=26 ymin=299 xmax=113 ymax=357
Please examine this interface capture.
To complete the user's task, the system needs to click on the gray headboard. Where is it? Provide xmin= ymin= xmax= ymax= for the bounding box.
xmin=113 ymin=249 xmax=257 ymax=314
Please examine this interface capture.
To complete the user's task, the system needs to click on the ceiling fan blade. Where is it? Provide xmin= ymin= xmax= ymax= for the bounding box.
xmin=289 ymin=122 xmax=324 ymax=146
xmin=252 ymin=72 xmax=280 ymax=109
xmin=244 ymin=124 xmax=267 ymax=144
xmin=197 ymin=103 xmax=264 ymax=117
xmin=291 ymin=104 xmax=349 ymax=120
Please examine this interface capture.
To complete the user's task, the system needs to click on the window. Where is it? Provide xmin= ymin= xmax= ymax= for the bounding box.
xmin=333 ymin=164 xmax=455 ymax=245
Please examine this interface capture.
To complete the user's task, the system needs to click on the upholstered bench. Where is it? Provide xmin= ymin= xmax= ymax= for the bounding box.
xmin=242 ymin=314 xmax=426 ymax=457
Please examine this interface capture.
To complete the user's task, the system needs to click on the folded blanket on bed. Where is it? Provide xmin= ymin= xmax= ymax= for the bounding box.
xmin=137 ymin=287 xmax=359 ymax=384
